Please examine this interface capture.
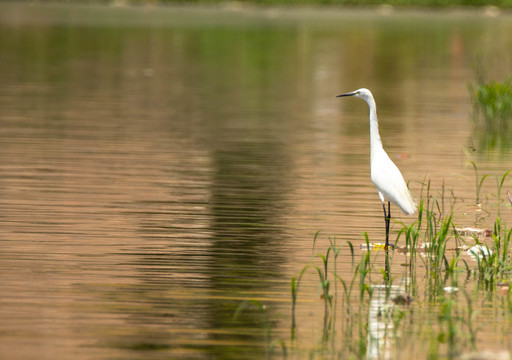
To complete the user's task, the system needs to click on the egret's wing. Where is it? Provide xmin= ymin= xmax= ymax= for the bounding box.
xmin=371 ymin=151 xmax=416 ymax=215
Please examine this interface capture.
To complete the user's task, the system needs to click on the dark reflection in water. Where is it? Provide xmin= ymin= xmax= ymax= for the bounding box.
xmin=124 ymin=140 xmax=291 ymax=357
xmin=1 ymin=3 xmax=512 ymax=359
xmin=210 ymin=142 xmax=289 ymax=273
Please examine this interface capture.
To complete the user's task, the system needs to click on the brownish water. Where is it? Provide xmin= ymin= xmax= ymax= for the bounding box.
xmin=1 ymin=3 xmax=512 ymax=359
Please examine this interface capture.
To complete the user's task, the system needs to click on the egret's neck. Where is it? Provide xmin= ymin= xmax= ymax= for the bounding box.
xmin=368 ymin=98 xmax=383 ymax=161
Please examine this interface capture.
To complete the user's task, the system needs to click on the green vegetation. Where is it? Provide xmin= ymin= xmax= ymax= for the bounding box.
xmin=469 ymin=76 xmax=512 ymax=152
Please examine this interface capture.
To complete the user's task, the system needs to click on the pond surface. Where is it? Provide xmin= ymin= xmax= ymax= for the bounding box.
xmin=1 ymin=3 xmax=512 ymax=359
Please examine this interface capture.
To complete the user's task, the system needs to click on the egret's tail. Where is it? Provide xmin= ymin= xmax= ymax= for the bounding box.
xmin=400 ymin=191 xmax=417 ymax=216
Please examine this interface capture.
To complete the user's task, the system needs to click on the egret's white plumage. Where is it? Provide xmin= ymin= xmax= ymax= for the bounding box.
xmin=337 ymin=88 xmax=416 ymax=247
xmin=371 ymin=146 xmax=416 ymax=216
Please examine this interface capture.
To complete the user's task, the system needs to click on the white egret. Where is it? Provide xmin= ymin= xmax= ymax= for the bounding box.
xmin=337 ymin=88 xmax=416 ymax=249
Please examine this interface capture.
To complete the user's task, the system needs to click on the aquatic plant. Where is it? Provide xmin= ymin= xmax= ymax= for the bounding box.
xmin=467 ymin=157 xmax=489 ymax=207
xmin=471 ymin=217 xmax=512 ymax=290
xmin=314 ymin=245 xmax=334 ymax=341
xmin=290 ymin=264 xmax=309 ymax=340
xmin=289 ymin=232 xmax=375 ymax=358
xmin=469 ymin=75 xmax=512 ymax=151
xmin=494 ymin=170 xmax=511 ymax=218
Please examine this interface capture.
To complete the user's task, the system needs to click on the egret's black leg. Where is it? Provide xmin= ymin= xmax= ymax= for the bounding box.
xmin=387 ymin=201 xmax=391 ymax=246
xmin=382 ymin=201 xmax=392 ymax=281
xmin=382 ymin=201 xmax=391 ymax=250
xmin=381 ymin=202 xmax=387 ymax=243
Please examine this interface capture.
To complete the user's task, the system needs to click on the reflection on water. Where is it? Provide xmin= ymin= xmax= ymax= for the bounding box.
xmin=1 ymin=3 xmax=512 ymax=359
xmin=367 ymin=284 xmax=404 ymax=360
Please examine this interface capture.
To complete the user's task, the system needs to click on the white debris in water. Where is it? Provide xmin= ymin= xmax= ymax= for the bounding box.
xmin=467 ymin=245 xmax=492 ymax=260
xmin=443 ymin=286 xmax=459 ymax=293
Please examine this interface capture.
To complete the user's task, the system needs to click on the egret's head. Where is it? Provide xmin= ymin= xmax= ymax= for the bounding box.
xmin=336 ymin=88 xmax=374 ymax=103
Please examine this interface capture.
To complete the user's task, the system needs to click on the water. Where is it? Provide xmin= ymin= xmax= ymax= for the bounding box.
xmin=1 ymin=3 xmax=512 ymax=359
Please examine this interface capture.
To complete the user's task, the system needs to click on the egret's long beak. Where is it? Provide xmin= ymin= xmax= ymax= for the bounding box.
xmin=336 ymin=91 xmax=357 ymax=98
